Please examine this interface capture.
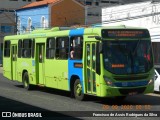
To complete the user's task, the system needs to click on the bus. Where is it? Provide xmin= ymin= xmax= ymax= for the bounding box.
xmin=3 ymin=25 xmax=154 ymax=100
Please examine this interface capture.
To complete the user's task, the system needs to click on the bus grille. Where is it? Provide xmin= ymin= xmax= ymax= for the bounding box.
xmin=119 ymin=87 xmax=146 ymax=95
xmin=114 ymin=75 xmax=149 ymax=81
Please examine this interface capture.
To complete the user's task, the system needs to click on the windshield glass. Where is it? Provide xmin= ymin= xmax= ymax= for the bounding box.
xmin=103 ymin=40 xmax=153 ymax=75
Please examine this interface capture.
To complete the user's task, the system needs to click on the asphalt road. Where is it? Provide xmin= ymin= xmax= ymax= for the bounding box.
xmin=0 ymin=67 xmax=160 ymax=120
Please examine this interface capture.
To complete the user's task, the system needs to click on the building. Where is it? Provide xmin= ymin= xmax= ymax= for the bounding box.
xmin=75 ymin=0 xmax=150 ymax=25
xmin=77 ymin=0 xmax=122 ymax=25
xmin=16 ymin=0 xmax=85 ymax=34
xmin=102 ymin=0 xmax=160 ymax=40
xmin=0 ymin=0 xmax=42 ymax=64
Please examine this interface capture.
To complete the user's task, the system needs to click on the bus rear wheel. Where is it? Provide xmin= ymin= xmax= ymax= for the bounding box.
xmin=74 ymin=79 xmax=84 ymax=101
xmin=23 ymin=72 xmax=31 ymax=90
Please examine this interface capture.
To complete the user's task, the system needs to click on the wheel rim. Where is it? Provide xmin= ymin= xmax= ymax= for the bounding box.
xmin=24 ymin=76 xmax=28 ymax=87
xmin=76 ymin=83 xmax=82 ymax=96
xmin=24 ymin=80 xmax=28 ymax=87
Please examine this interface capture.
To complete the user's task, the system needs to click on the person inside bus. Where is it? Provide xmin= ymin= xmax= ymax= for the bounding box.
xmin=70 ymin=47 xmax=75 ymax=59
xmin=70 ymin=36 xmax=83 ymax=59
xmin=23 ymin=49 xmax=27 ymax=58
xmin=70 ymin=37 xmax=76 ymax=59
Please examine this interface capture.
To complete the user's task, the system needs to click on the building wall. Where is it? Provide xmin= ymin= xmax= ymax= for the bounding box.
xmin=0 ymin=11 xmax=15 ymax=64
xmin=76 ymin=0 xmax=149 ymax=25
xmin=77 ymin=0 xmax=121 ymax=25
xmin=51 ymin=0 xmax=85 ymax=26
xmin=0 ymin=12 xmax=15 ymax=39
xmin=0 ymin=0 xmax=41 ymax=64
xmin=102 ymin=1 xmax=160 ymax=39
xmin=16 ymin=5 xmax=49 ymax=34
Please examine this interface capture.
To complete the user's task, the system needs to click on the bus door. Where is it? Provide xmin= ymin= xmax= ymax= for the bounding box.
xmin=36 ymin=43 xmax=45 ymax=85
xmin=85 ymin=42 xmax=97 ymax=94
xmin=11 ymin=45 xmax=17 ymax=80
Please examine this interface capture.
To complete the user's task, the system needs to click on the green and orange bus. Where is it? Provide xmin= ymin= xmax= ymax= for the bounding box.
xmin=3 ymin=25 xmax=154 ymax=100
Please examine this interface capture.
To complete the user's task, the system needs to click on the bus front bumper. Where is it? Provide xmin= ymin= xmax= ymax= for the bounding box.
xmin=99 ymin=84 xmax=154 ymax=97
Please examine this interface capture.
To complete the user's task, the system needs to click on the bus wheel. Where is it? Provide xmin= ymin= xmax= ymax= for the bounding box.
xmin=23 ymin=72 xmax=31 ymax=90
xmin=74 ymin=79 xmax=84 ymax=101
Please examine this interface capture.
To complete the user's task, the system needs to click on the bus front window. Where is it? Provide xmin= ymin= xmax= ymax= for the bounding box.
xmin=103 ymin=40 xmax=153 ymax=74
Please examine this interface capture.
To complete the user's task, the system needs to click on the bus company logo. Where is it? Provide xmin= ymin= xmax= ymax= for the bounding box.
xmin=2 ymin=112 xmax=11 ymax=117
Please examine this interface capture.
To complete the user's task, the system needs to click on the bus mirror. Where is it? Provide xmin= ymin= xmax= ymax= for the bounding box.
xmin=95 ymin=36 xmax=102 ymax=40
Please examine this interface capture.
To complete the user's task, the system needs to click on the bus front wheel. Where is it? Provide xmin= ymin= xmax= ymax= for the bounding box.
xmin=23 ymin=72 xmax=31 ymax=90
xmin=74 ymin=79 xmax=84 ymax=101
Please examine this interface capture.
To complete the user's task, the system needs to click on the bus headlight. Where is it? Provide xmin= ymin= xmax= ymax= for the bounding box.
xmin=148 ymin=79 xmax=153 ymax=85
xmin=103 ymin=76 xmax=114 ymax=86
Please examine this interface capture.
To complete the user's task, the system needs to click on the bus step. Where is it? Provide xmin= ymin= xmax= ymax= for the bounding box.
xmin=37 ymin=84 xmax=45 ymax=87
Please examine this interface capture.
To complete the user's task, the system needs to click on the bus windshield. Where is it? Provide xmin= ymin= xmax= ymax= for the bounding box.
xmin=103 ymin=40 xmax=153 ymax=74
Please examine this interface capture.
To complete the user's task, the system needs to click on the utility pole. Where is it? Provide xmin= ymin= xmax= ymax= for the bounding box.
xmin=84 ymin=0 xmax=87 ymax=25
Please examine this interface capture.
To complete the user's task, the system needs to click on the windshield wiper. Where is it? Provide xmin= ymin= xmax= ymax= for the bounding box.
xmin=132 ymin=39 xmax=141 ymax=56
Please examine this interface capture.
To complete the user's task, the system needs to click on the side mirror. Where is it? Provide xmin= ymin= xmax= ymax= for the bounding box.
xmin=95 ymin=36 xmax=102 ymax=40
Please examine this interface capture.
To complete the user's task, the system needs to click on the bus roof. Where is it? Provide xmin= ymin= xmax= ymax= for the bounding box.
xmin=4 ymin=25 xmax=149 ymax=40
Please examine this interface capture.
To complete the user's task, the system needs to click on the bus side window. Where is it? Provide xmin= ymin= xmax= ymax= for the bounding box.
xmin=56 ymin=37 xmax=69 ymax=59
xmin=18 ymin=40 xmax=22 ymax=58
xmin=31 ymin=39 xmax=35 ymax=58
xmin=46 ymin=38 xmax=55 ymax=59
xmin=96 ymin=43 xmax=100 ymax=75
xmin=4 ymin=40 xmax=10 ymax=57
xmin=22 ymin=39 xmax=32 ymax=58
xmin=70 ymin=36 xmax=83 ymax=60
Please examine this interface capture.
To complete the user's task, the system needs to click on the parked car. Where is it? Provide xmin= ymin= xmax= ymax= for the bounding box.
xmin=154 ymin=68 xmax=160 ymax=92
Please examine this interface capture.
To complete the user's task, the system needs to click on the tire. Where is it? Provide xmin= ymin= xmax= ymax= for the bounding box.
xmin=23 ymin=72 xmax=31 ymax=90
xmin=74 ymin=79 xmax=84 ymax=101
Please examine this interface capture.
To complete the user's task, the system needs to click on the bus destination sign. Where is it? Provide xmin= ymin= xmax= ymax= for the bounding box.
xmin=102 ymin=29 xmax=150 ymax=38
